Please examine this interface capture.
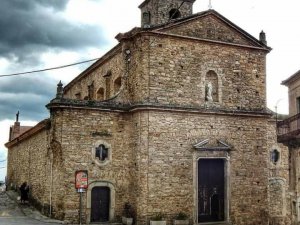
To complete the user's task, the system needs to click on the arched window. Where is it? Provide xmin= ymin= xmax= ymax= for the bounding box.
xmin=97 ymin=88 xmax=105 ymax=101
xmin=113 ymin=77 xmax=121 ymax=95
xmin=169 ymin=8 xmax=181 ymax=20
xmin=205 ymin=70 xmax=219 ymax=102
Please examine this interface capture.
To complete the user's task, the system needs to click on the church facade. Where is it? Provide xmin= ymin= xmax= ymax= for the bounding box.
xmin=6 ymin=1 xmax=291 ymax=224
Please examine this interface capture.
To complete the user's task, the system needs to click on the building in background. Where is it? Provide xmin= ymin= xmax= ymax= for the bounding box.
xmin=5 ymin=0 xmax=291 ymax=224
xmin=277 ymin=70 xmax=300 ymax=225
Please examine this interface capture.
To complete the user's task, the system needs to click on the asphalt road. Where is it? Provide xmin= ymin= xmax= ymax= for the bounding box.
xmin=0 ymin=191 xmax=62 ymax=225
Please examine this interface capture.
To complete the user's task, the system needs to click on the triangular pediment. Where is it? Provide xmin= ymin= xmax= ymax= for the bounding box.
xmin=154 ymin=10 xmax=269 ymax=50
xmin=193 ymin=139 xmax=231 ymax=151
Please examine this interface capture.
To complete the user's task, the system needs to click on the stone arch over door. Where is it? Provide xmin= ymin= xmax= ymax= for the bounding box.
xmin=86 ymin=181 xmax=116 ymax=224
xmin=193 ymin=139 xmax=231 ymax=224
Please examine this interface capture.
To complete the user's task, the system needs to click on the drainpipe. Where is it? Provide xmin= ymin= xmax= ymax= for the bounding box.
xmin=49 ymin=151 xmax=53 ymax=217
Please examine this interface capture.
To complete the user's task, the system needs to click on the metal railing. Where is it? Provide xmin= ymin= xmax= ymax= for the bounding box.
xmin=277 ymin=113 xmax=300 ymax=142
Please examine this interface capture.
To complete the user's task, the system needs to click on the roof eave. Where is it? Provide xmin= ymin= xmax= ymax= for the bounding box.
xmin=5 ymin=119 xmax=51 ymax=148
xmin=138 ymin=0 xmax=150 ymax=9
xmin=281 ymin=70 xmax=300 ymax=86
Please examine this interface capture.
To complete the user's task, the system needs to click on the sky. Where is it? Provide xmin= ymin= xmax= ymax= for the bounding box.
xmin=1 ymin=0 xmax=300 ymax=180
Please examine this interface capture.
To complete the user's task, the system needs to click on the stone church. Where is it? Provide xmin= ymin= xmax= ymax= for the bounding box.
xmin=5 ymin=0 xmax=291 ymax=224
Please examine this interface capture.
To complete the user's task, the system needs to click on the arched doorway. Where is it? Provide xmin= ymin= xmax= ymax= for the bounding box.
xmin=86 ymin=181 xmax=115 ymax=224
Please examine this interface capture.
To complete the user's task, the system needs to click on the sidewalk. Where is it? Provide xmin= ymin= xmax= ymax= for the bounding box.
xmin=5 ymin=190 xmax=64 ymax=224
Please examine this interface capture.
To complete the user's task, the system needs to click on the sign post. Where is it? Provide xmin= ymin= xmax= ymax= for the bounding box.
xmin=75 ymin=170 xmax=88 ymax=225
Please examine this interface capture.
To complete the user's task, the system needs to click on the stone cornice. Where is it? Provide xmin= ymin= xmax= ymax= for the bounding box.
xmin=47 ymin=98 xmax=272 ymax=118
xmin=5 ymin=119 xmax=50 ymax=148
xmin=117 ymin=29 xmax=270 ymax=53
xmin=146 ymin=31 xmax=270 ymax=52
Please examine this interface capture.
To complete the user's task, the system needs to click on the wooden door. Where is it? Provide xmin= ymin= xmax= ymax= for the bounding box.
xmin=91 ymin=187 xmax=110 ymax=222
xmin=198 ymin=159 xmax=225 ymax=222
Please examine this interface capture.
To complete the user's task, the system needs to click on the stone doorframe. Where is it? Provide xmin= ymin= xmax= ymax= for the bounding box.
xmin=193 ymin=154 xmax=231 ymax=224
xmin=86 ymin=181 xmax=116 ymax=224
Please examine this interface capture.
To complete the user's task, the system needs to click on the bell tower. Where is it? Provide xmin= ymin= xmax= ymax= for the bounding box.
xmin=139 ymin=0 xmax=196 ymax=28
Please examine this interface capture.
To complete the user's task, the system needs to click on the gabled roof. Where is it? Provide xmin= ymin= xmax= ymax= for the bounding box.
xmin=9 ymin=125 xmax=32 ymax=141
xmin=152 ymin=9 xmax=270 ymax=51
xmin=5 ymin=119 xmax=50 ymax=148
xmin=193 ymin=139 xmax=231 ymax=151
xmin=281 ymin=70 xmax=300 ymax=86
xmin=117 ymin=9 xmax=271 ymax=52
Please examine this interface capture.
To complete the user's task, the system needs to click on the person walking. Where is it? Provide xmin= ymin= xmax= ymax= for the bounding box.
xmin=19 ymin=182 xmax=29 ymax=204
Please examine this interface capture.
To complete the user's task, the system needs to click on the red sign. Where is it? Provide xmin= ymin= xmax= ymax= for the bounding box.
xmin=75 ymin=170 xmax=88 ymax=189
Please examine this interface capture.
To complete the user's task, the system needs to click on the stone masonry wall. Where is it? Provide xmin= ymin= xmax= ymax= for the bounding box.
xmin=288 ymin=147 xmax=300 ymax=224
xmin=50 ymin=108 xmax=135 ymax=224
xmin=133 ymin=110 xmax=271 ymax=225
xmin=146 ymin=35 xmax=266 ymax=111
xmin=6 ymin=129 xmax=51 ymax=214
xmin=267 ymin=119 xmax=291 ymax=225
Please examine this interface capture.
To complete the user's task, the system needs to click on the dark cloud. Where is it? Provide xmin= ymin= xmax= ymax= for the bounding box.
xmin=10 ymin=0 xmax=68 ymax=11
xmin=0 ymin=75 xmax=57 ymax=121
xmin=0 ymin=0 xmax=108 ymax=64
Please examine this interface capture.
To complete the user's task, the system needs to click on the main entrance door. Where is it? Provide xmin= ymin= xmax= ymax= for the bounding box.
xmin=91 ymin=187 xmax=110 ymax=222
xmin=198 ymin=159 xmax=225 ymax=222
